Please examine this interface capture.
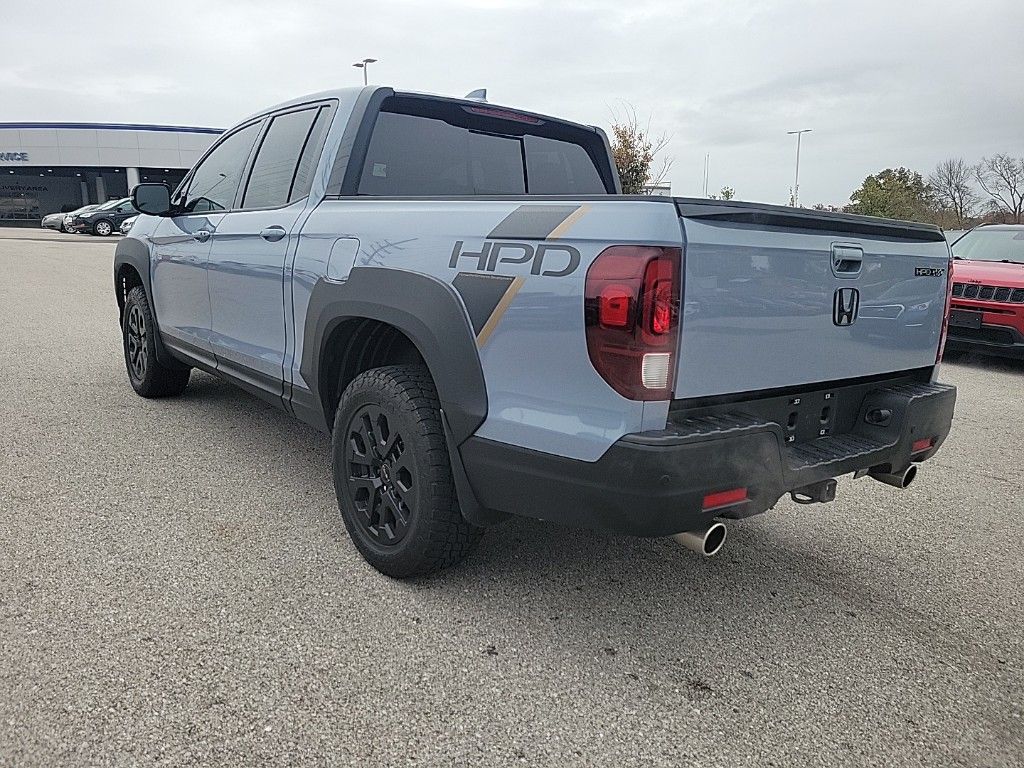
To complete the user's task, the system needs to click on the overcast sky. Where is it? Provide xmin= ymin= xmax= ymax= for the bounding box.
xmin=6 ymin=0 xmax=1023 ymax=204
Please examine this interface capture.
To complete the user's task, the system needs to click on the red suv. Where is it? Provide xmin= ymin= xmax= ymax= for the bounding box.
xmin=946 ymin=224 xmax=1024 ymax=359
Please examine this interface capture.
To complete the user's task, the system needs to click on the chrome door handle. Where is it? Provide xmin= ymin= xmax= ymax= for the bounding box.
xmin=193 ymin=230 xmax=211 ymax=243
xmin=260 ymin=226 xmax=287 ymax=242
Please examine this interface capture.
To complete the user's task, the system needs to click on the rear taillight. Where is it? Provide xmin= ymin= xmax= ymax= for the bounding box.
xmin=584 ymin=245 xmax=681 ymax=400
xmin=937 ymin=250 xmax=955 ymax=362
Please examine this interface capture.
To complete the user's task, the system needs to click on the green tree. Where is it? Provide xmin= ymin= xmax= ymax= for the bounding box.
xmin=846 ymin=167 xmax=933 ymax=221
xmin=609 ymin=108 xmax=672 ymax=194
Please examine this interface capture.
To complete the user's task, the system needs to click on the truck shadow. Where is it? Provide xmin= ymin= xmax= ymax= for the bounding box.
xmin=174 ymin=372 xmax=972 ymax=679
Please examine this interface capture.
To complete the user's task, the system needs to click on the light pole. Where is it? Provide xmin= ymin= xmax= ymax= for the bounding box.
xmin=787 ymin=128 xmax=812 ymax=207
xmin=352 ymin=58 xmax=377 ymax=85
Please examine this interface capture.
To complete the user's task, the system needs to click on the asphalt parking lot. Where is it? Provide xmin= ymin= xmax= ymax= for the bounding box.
xmin=1 ymin=228 xmax=1021 ymax=767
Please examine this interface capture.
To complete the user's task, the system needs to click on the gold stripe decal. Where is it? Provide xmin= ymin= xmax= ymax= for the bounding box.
xmin=475 ymin=276 xmax=525 ymax=348
xmin=547 ymin=204 xmax=590 ymax=239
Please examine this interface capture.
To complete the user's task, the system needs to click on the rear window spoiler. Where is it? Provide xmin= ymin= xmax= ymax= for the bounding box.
xmin=674 ymin=198 xmax=946 ymax=243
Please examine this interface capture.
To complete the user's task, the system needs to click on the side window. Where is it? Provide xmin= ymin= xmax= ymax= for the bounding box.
xmin=289 ymin=107 xmax=332 ymax=203
xmin=242 ymin=107 xmax=322 ymax=209
xmin=183 ymin=121 xmax=261 ymax=214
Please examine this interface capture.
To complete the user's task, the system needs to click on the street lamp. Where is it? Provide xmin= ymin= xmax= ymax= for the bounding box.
xmin=352 ymin=58 xmax=377 ymax=85
xmin=786 ymin=128 xmax=812 ymax=207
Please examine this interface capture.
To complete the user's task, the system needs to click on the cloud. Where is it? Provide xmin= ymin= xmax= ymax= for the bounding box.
xmin=5 ymin=0 xmax=1023 ymax=204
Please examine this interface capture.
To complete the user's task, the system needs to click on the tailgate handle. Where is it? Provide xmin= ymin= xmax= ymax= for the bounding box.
xmin=831 ymin=244 xmax=863 ymax=278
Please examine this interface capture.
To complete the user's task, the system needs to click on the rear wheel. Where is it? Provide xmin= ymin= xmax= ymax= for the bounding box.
xmin=93 ymin=219 xmax=113 ymax=236
xmin=122 ymin=286 xmax=190 ymax=397
xmin=332 ymin=365 xmax=482 ymax=577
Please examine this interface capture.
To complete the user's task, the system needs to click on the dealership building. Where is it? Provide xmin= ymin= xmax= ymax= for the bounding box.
xmin=0 ymin=122 xmax=223 ymax=225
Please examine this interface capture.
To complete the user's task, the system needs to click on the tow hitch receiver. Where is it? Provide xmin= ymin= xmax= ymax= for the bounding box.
xmin=790 ymin=478 xmax=838 ymax=505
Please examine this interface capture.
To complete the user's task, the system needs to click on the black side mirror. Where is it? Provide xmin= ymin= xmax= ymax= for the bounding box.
xmin=132 ymin=183 xmax=172 ymax=216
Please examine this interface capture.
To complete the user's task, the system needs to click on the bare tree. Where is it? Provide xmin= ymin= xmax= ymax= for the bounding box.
xmin=609 ymin=105 xmax=673 ymax=194
xmin=976 ymin=154 xmax=1024 ymax=223
xmin=928 ymin=158 xmax=979 ymax=228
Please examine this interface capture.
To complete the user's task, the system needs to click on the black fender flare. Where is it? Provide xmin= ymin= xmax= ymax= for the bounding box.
xmin=113 ymin=236 xmax=181 ymax=369
xmin=300 ymin=267 xmax=487 ymax=446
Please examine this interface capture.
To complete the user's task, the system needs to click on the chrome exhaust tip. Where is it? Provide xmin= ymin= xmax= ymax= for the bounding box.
xmin=869 ymin=464 xmax=918 ymax=489
xmin=672 ymin=522 xmax=728 ymax=557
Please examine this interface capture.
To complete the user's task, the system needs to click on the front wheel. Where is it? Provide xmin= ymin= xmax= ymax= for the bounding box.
xmin=93 ymin=219 xmax=113 ymax=236
xmin=332 ymin=365 xmax=482 ymax=578
xmin=122 ymin=286 xmax=190 ymax=397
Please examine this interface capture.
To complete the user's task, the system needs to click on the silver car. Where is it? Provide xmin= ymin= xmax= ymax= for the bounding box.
xmin=41 ymin=205 xmax=97 ymax=232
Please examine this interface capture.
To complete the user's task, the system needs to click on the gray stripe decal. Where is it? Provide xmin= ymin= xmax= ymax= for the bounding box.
xmin=487 ymin=204 xmax=581 ymax=240
xmin=452 ymin=272 xmax=516 ymax=335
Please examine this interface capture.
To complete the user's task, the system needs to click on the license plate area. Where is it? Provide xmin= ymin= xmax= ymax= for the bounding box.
xmin=949 ymin=309 xmax=983 ymax=329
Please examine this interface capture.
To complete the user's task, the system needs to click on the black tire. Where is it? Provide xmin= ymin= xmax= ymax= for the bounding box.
xmin=332 ymin=364 xmax=482 ymax=577
xmin=122 ymin=286 xmax=190 ymax=398
xmin=93 ymin=219 xmax=114 ymax=236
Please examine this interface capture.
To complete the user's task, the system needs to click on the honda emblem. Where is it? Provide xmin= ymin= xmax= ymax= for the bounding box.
xmin=833 ymin=287 xmax=860 ymax=326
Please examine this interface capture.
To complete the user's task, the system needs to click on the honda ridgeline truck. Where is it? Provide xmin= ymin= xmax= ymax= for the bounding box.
xmin=115 ymin=86 xmax=957 ymax=577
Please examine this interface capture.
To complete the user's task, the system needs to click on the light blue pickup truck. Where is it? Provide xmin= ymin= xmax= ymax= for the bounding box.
xmin=114 ymin=86 xmax=957 ymax=576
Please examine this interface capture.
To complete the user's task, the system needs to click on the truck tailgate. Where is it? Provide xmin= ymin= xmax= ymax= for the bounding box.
xmin=673 ymin=200 xmax=950 ymax=399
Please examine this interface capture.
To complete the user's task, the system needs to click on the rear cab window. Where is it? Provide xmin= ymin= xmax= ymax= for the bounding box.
xmin=355 ymin=95 xmax=614 ymax=196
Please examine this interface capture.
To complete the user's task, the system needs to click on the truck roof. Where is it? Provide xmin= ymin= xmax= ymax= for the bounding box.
xmin=242 ymin=85 xmax=600 ymax=135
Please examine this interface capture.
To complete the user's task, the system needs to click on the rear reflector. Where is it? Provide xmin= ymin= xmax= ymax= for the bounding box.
xmin=703 ymin=487 xmax=748 ymax=510
xmin=911 ymin=437 xmax=934 ymax=453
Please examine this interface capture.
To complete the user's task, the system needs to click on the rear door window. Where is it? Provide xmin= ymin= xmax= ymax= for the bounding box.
xmin=242 ymin=107 xmax=320 ymax=209
xmin=289 ymin=106 xmax=333 ymax=203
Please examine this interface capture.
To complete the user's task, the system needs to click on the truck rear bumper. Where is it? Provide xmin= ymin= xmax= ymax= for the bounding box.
xmin=460 ymin=381 xmax=956 ymax=537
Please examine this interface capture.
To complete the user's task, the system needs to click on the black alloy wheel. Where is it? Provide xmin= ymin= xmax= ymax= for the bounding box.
xmin=331 ymin=364 xmax=482 ymax=577
xmin=120 ymin=286 xmax=190 ymax=398
xmin=125 ymin=302 xmax=148 ymax=382
xmin=345 ymin=403 xmax=418 ymax=545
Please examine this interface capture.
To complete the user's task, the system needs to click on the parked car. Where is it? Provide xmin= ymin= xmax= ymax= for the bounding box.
xmin=42 ymin=205 xmax=96 ymax=232
xmin=66 ymin=197 xmax=135 ymax=236
xmin=946 ymin=224 xmax=1024 ymax=359
xmin=114 ymin=86 xmax=956 ymax=577
xmin=120 ymin=215 xmax=138 ymax=235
